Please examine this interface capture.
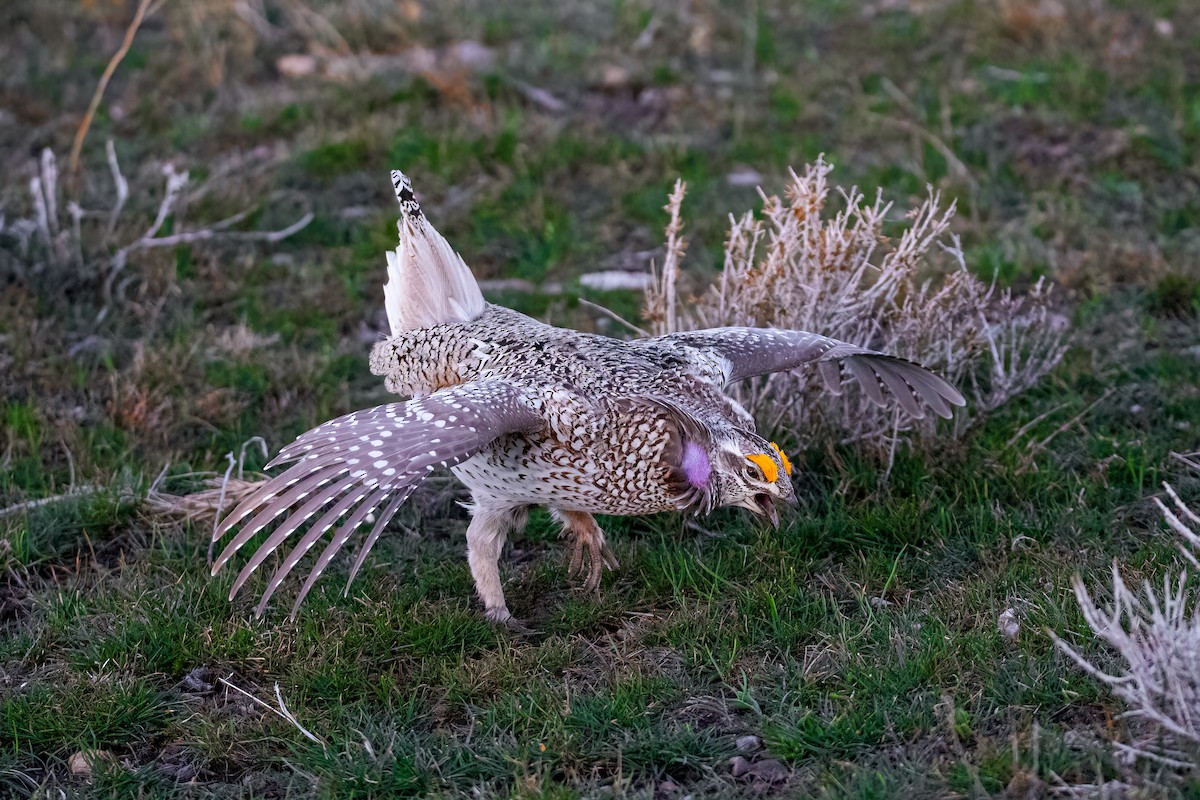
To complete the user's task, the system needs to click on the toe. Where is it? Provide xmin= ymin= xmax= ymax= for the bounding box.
xmin=503 ymin=616 xmax=535 ymax=636
xmin=567 ymin=542 xmax=584 ymax=578
xmin=601 ymin=545 xmax=620 ymax=571
xmin=484 ymin=606 xmax=512 ymax=625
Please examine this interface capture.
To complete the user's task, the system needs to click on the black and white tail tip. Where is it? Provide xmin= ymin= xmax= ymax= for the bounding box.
xmin=390 ymin=169 xmax=423 ymax=221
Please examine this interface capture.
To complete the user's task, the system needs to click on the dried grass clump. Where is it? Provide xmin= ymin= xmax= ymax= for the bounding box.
xmin=145 ymin=476 xmax=264 ymax=526
xmin=644 ymin=158 xmax=1067 ymax=455
xmin=1052 ymin=459 xmax=1200 ymax=770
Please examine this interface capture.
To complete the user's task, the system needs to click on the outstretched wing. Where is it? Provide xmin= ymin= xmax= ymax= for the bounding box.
xmin=211 ymin=380 xmax=542 ymax=619
xmin=656 ymin=328 xmax=965 ymax=419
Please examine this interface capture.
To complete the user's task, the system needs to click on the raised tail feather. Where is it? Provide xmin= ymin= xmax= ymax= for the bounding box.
xmin=384 ymin=169 xmax=485 ymax=334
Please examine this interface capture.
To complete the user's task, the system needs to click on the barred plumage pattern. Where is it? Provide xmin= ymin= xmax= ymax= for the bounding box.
xmin=211 ymin=170 xmax=966 ymax=622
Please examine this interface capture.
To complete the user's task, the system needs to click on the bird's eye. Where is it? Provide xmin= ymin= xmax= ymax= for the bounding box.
xmin=744 ymin=463 xmax=763 ymax=481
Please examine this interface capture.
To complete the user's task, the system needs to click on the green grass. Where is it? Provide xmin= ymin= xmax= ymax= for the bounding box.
xmin=3 ymin=0 xmax=1200 ymax=795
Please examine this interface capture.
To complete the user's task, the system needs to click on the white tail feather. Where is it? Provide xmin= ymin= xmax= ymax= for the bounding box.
xmin=383 ymin=170 xmax=485 ymax=334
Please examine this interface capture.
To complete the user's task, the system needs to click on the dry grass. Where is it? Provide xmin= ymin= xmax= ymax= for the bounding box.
xmin=645 ymin=158 xmax=1068 ymax=457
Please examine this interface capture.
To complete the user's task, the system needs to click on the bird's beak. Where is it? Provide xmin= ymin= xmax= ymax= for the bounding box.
xmin=752 ymin=493 xmax=781 ymax=530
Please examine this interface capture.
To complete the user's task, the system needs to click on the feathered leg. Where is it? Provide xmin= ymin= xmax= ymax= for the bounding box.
xmin=557 ymin=510 xmax=619 ymax=595
xmin=466 ymin=502 xmax=527 ymax=624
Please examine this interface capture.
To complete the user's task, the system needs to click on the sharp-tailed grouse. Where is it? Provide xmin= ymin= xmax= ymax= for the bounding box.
xmin=211 ymin=171 xmax=965 ymax=622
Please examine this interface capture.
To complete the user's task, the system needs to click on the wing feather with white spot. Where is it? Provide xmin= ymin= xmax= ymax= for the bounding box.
xmin=654 ymin=328 xmax=965 ymax=420
xmin=210 ymin=380 xmax=542 ymax=618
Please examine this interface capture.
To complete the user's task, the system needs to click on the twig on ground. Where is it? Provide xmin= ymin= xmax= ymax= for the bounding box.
xmin=0 ymin=485 xmax=109 ymax=519
xmin=68 ymin=0 xmax=158 ymax=180
xmin=578 ymin=298 xmax=650 ymax=337
xmin=508 ymin=79 xmax=568 ymax=113
xmin=60 ymin=440 xmax=76 ymax=490
xmin=1005 ymin=398 xmax=1073 ymax=449
xmin=1171 ymin=451 xmax=1200 ymax=472
xmin=209 ymin=453 xmax=238 ymax=568
xmin=1018 ymin=388 xmax=1114 ymax=470
xmin=238 ymin=437 xmax=269 ymax=479
xmin=218 ymin=676 xmax=327 ymax=750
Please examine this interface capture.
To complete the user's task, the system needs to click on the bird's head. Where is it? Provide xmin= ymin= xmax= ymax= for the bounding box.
xmin=713 ymin=434 xmax=796 ymax=528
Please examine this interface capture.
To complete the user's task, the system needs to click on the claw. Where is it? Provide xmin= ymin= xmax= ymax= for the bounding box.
xmin=560 ymin=511 xmax=619 ymax=596
xmin=567 ymin=535 xmax=586 ymax=579
xmin=502 ymin=616 xmax=535 ymax=636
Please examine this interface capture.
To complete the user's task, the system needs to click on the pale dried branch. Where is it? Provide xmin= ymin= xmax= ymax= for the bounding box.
xmin=645 ymin=179 xmax=688 ymax=336
xmin=578 ymin=298 xmax=650 ymax=337
xmin=1053 ymin=470 xmax=1200 ymax=769
xmin=0 ymin=486 xmax=106 ymax=519
xmin=218 ymin=676 xmax=327 ymax=749
xmin=104 ymin=139 xmax=129 ymax=243
xmin=98 ymin=163 xmax=312 ymax=320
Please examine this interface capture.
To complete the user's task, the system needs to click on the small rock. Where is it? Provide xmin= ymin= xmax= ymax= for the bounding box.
xmin=998 ymin=607 xmax=1020 ymax=640
xmin=68 ymin=751 xmax=91 ymax=777
xmin=729 ymin=755 xmax=751 ymax=777
xmin=516 ymin=82 xmax=568 ymax=113
xmin=67 ymin=335 xmax=107 ymax=357
xmin=181 ymin=666 xmax=213 ymax=693
xmin=749 ymin=759 xmax=789 ymax=783
xmin=1063 ymin=729 xmax=1092 ymax=749
xmin=579 ymin=271 xmax=653 ymax=292
xmin=444 ymin=40 xmax=495 ymax=73
xmin=478 ymin=278 xmax=540 ymax=294
xmin=601 ymin=64 xmax=631 ymax=88
xmin=658 ymin=778 xmax=680 ymax=794
xmin=277 ymin=54 xmax=318 ymax=78
xmin=726 ymin=166 xmax=763 ymax=187
xmin=68 ymin=750 xmax=111 ymax=777
xmin=735 ymin=735 xmax=761 ymax=752
xmin=1154 ymin=18 xmax=1174 ymax=38
xmin=1129 ymin=404 xmax=1143 ymax=414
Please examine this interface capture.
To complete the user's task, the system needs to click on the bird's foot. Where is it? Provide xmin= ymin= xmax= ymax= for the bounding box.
xmin=565 ymin=526 xmax=619 ymax=595
xmin=484 ymin=605 xmax=512 ymax=625
xmin=484 ymin=605 xmax=532 ymax=634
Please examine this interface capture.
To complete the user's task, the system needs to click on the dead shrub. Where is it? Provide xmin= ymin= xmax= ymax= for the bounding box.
xmin=0 ymin=145 xmax=311 ymax=325
xmin=1052 ymin=456 xmax=1200 ymax=770
xmin=644 ymin=158 xmax=1068 ymax=458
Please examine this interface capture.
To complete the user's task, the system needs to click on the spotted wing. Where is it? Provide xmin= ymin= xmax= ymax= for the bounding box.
xmin=211 ymin=380 xmax=542 ymax=619
xmin=657 ymin=328 xmax=965 ymax=420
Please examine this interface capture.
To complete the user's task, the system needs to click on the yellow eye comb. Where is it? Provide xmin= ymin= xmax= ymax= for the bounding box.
xmin=745 ymin=453 xmax=780 ymax=483
xmin=769 ymin=442 xmax=792 ymax=476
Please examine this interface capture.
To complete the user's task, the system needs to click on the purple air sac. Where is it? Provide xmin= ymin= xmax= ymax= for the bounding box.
xmin=681 ymin=441 xmax=711 ymax=489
